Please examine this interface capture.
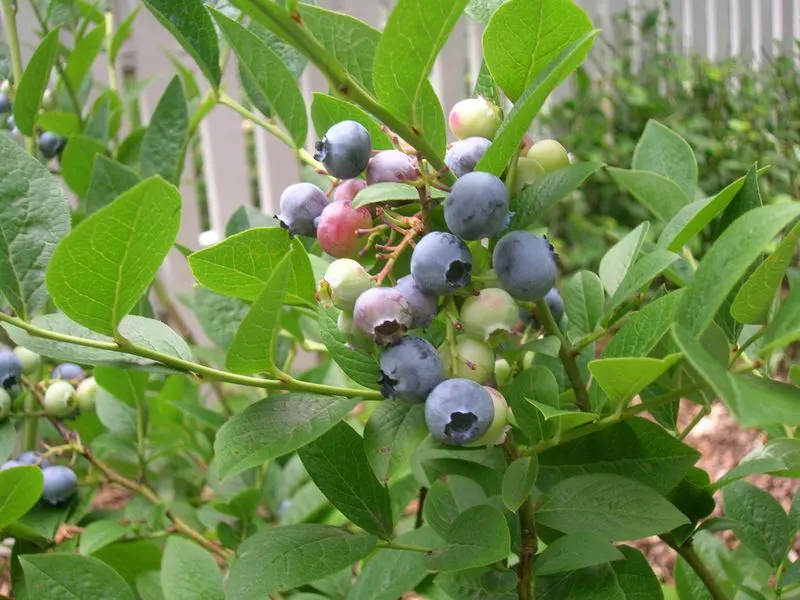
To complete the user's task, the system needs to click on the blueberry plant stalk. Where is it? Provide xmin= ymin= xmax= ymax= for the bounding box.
xmin=0 ymin=0 xmax=34 ymax=154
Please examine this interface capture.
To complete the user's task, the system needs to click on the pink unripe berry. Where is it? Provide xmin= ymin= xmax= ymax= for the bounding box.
xmin=366 ymin=150 xmax=420 ymax=185
xmin=316 ymin=201 xmax=373 ymax=259
xmin=353 ymin=287 xmax=412 ymax=345
xmin=333 ymin=179 xmax=367 ymax=204
xmin=448 ymin=97 xmax=502 ymax=140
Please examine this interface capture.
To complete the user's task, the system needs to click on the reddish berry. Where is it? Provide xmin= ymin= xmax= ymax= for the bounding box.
xmin=333 ymin=178 xmax=367 ymax=204
xmin=448 ymin=98 xmax=502 ymax=140
xmin=366 ymin=150 xmax=420 ymax=185
xmin=316 ymin=201 xmax=373 ymax=258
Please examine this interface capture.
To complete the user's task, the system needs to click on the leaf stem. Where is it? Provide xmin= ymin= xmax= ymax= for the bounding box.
xmin=664 ymin=536 xmax=729 ymax=600
xmin=2 ymin=0 xmax=35 ymax=154
xmin=678 ymin=405 xmax=710 ymax=440
xmin=0 ymin=312 xmax=382 ymax=400
xmin=728 ymin=326 xmax=765 ymax=368
xmin=104 ymin=12 xmax=117 ymax=92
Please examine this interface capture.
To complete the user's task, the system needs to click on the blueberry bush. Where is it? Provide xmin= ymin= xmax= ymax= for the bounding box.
xmin=0 ymin=1 xmax=799 ymax=599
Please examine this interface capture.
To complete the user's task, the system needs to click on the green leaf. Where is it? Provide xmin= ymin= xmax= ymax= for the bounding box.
xmin=13 ymin=28 xmax=60 ymax=136
xmin=298 ymin=422 xmax=394 ymax=539
xmin=311 ymin=93 xmax=393 ymax=151
xmin=211 ymin=10 xmax=307 ymax=147
xmin=473 ymin=59 xmax=502 ymax=106
xmin=607 ymin=168 xmax=690 ymax=222
xmin=723 ymin=481 xmax=791 ymax=569
xmin=192 ymin=287 xmax=249 ymax=350
xmin=79 ymin=521 xmax=132 ymax=556
xmin=608 ymin=250 xmax=679 ymax=312
xmin=510 ymin=162 xmax=604 ymax=231
xmin=537 ymin=417 xmax=699 ymax=495
xmin=225 ymin=205 xmax=277 ymax=237
xmin=94 ymin=367 xmax=148 ymax=408
xmin=226 ymin=254 xmax=291 ymax=375
xmin=62 ymin=25 xmax=106 ymax=100
xmin=226 ymin=525 xmax=376 ymax=598
xmin=0 ymin=420 xmax=15 ymax=463
xmin=563 ymin=270 xmax=605 ymax=336
xmin=435 ymin=568 xmax=517 ymax=599
xmin=363 ymin=402 xmax=428 ymax=484
xmin=603 ymin=289 xmax=684 ymax=359
xmin=347 ymin=527 xmax=443 ymax=600
xmin=352 ymin=182 xmax=446 ymax=209
xmin=482 ymin=0 xmax=592 ymax=101
xmin=141 ymin=0 xmax=220 ymax=87
xmin=140 ymin=77 xmax=189 ymax=184
xmin=501 ymin=455 xmax=539 ymax=512
xmin=713 ymin=438 xmax=800 ymax=491
xmin=632 ymin=120 xmax=697 ymax=201
xmin=589 ymin=354 xmax=682 ymax=409
xmin=61 ymin=135 xmax=108 ymax=197
xmin=612 ymin=546 xmax=663 ymax=598
xmin=536 ymin=564 xmax=624 ymax=599
xmin=2 ymin=314 xmax=193 ymax=370
xmin=713 ymin=164 xmax=763 ymax=240
xmin=84 ymin=91 xmax=124 ymax=143
xmin=730 ymin=223 xmax=800 ymax=324
xmin=317 ymin=308 xmax=382 ymax=390
xmin=529 ymin=401 xmax=597 ymax=433
xmin=188 ymin=227 xmax=315 ymax=307
xmin=0 ymin=133 xmax=70 ymax=319
xmin=534 ymin=533 xmax=623 ymax=576
xmin=673 ymin=324 xmax=800 ymax=427
xmin=760 ymin=284 xmax=800 ymax=356
xmin=214 ymin=393 xmax=358 ymax=480
xmin=598 ymin=222 xmax=649 ymax=297
xmin=20 ymin=553 xmax=135 ymax=599
xmin=676 ymin=203 xmax=800 ymax=336
xmin=374 ymin=0 xmax=468 ymax=123
xmin=110 ymin=6 xmax=140 ymax=63
xmin=537 ymin=474 xmax=689 ymax=540
xmin=161 ymin=537 xmax=223 ymax=600
xmin=46 ymin=177 xmax=181 ymax=336
xmin=84 ymin=155 xmax=141 ymax=215
xmin=0 ymin=466 xmax=44 ymax=528
xmin=37 ymin=111 xmax=82 ymax=136
xmin=476 ymin=31 xmax=597 ymax=176
xmin=425 ymin=505 xmax=510 ymax=571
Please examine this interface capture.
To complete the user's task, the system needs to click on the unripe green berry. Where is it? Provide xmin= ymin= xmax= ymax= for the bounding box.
xmin=514 ymin=156 xmax=546 ymax=194
xmin=467 ymin=387 xmax=508 ymax=447
xmin=494 ymin=358 xmax=512 ymax=386
xmin=43 ymin=381 xmax=77 ymax=418
xmin=0 ymin=388 xmax=11 ymax=421
xmin=448 ymin=97 xmax=502 ymax=140
xmin=527 ymin=139 xmax=570 ymax=173
xmin=41 ymin=88 xmax=56 ymax=110
xmin=75 ymin=377 xmax=98 ymax=412
xmin=0 ymin=80 xmax=10 ymax=95
xmin=321 ymin=259 xmax=375 ymax=312
xmin=440 ymin=336 xmax=495 ymax=384
xmin=460 ymin=288 xmax=520 ymax=344
xmin=336 ymin=311 xmax=374 ymax=353
xmin=13 ymin=346 xmax=41 ymax=375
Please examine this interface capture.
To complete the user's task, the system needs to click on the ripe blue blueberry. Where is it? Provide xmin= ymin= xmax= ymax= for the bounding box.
xmin=314 ymin=120 xmax=372 ymax=179
xmin=43 ymin=381 xmax=77 ymax=418
xmin=41 ymin=465 xmax=78 ymax=505
xmin=0 ymin=460 xmax=20 ymax=471
xmin=321 ymin=258 xmax=375 ymax=312
xmin=459 ymin=288 xmax=519 ymax=343
xmin=493 ymin=231 xmax=557 ymax=301
xmin=0 ymin=388 xmax=10 ymax=421
xmin=14 ymin=346 xmax=41 ymax=375
xmin=440 ymin=336 xmax=495 ymax=384
xmin=424 ymin=378 xmax=495 ymax=446
xmin=17 ymin=452 xmax=51 ymax=468
xmin=444 ymin=171 xmax=510 ymax=240
xmin=410 ymin=232 xmax=472 ymax=295
xmin=0 ymin=92 xmax=10 ymax=114
xmin=379 ymin=336 xmax=444 ymax=403
xmin=353 ymin=287 xmax=412 ymax=345
xmin=444 ymin=137 xmax=491 ymax=178
xmin=0 ymin=349 xmax=23 ymax=391
xmin=52 ymin=362 xmax=85 ymax=382
xmin=366 ymin=150 xmax=420 ymax=185
xmin=38 ymin=131 xmax=66 ymax=160
xmin=544 ymin=287 xmax=565 ymax=322
xmin=394 ymin=275 xmax=438 ymax=329
xmin=276 ymin=183 xmax=329 ymax=237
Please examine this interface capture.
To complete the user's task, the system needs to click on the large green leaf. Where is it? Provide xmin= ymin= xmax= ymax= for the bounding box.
xmin=0 ymin=466 xmax=44 ymax=528
xmin=537 ymin=474 xmax=689 ymax=540
xmin=760 ymin=284 xmax=800 ymax=356
xmin=226 ymin=525 xmax=376 ymax=599
xmin=425 ymin=505 xmax=511 ymax=571
xmin=0 ymin=134 xmax=70 ymax=319
xmin=598 ymin=222 xmax=648 ymax=297
xmin=141 ymin=0 xmax=221 ymax=86
xmin=607 ymin=168 xmax=690 ymax=222
xmin=476 ymin=31 xmax=597 ymax=176
xmin=713 ymin=164 xmax=763 ymax=240
xmin=37 ymin=111 xmax=82 ymax=137
xmin=602 ymin=289 xmax=684 ymax=359
xmin=534 ymin=533 xmax=623 ymax=576
xmin=675 ymin=203 xmax=800 ymax=336
xmin=60 ymin=135 xmax=108 ymax=197
xmin=537 ymin=564 xmax=624 ymax=600
xmin=607 ymin=250 xmax=679 ymax=312
xmin=20 ymin=554 xmax=135 ymax=600
xmin=317 ymin=308 xmax=382 ymax=390
xmin=299 ymin=422 xmax=394 ymax=539
xmin=84 ymin=156 xmax=141 ymax=215
xmin=94 ymin=367 xmax=148 ymax=407
xmin=482 ymin=0 xmax=592 ymax=101
xmin=374 ymin=0 xmax=468 ymax=123
xmin=353 ymin=182 xmax=446 ymax=209
xmin=161 ymin=537 xmax=223 ymax=600
xmin=79 ymin=521 xmax=132 ymax=556
xmin=140 ymin=76 xmax=189 ymax=184
xmin=537 ymin=417 xmax=699 ymax=495
xmin=211 ymin=10 xmax=307 ymax=147
xmin=192 ymin=287 xmax=249 ymax=350
xmin=612 ymin=546 xmax=663 ymax=599
xmin=713 ymin=438 xmax=800 ymax=490
xmin=562 ymin=270 xmax=604 ymax=336
xmin=311 ymin=93 xmax=393 ymax=151
xmin=632 ymin=120 xmax=697 ymax=201
xmin=13 ymin=28 xmax=61 ymax=136
xmin=589 ymin=354 xmax=681 ymax=410
xmin=62 ymin=25 xmax=106 ymax=103
xmin=214 ymin=394 xmax=358 ymax=479
xmin=188 ymin=227 xmax=315 ymax=307
xmin=363 ymin=402 xmax=428 ymax=485
xmin=46 ymin=177 xmax=181 ymax=336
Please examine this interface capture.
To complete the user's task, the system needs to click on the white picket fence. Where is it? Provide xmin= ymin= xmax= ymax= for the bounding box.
xmin=8 ymin=0 xmax=800 ymax=344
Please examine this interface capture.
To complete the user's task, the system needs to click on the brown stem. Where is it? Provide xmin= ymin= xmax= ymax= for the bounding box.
xmin=374 ymin=222 xmax=421 ymax=285
xmin=503 ymin=440 xmax=537 ymax=600
xmin=414 ymin=487 xmax=427 ymax=529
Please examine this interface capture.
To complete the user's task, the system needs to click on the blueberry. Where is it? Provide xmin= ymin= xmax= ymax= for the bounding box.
xmin=543 ymin=288 xmax=565 ymax=322
xmin=493 ymin=231 xmax=556 ymax=301
xmin=52 ymin=362 xmax=85 ymax=382
xmin=527 ymin=139 xmax=570 ymax=173
xmin=0 ymin=92 xmax=10 ymax=114
xmin=459 ymin=288 xmax=519 ymax=343
xmin=444 ymin=171 xmax=510 ymax=240
xmin=43 ymin=381 xmax=77 ymax=418
xmin=440 ymin=336 xmax=495 ymax=384
xmin=365 ymin=150 xmax=420 ymax=185
xmin=321 ymin=258 xmax=375 ymax=312
xmin=0 ymin=387 xmax=10 ymax=421
xmin=14 ymin=346 xmax=41 ymax=375
xmin=444 ymin=137 xmax=491 ymax=178
xmin=0 ymin=460 xmax=21 ymax=471
xmin=394 ymin=275 xmax=438 ymax=329
xmin=17 ymin=452 xmax=51 ymax=468
xmin=470 ymin=387 xmax=509 ymax=447
xmin=41 ymin=465 xmax=78 ymax=505
xmin=76 ymin=376 xmax=98 ymax=412
xmin=276 ymin=183 xmax=329 ymax=237
xmin=448 ymin=98 xmax=502 ymax=140
xmin=494 ymin=358 xmax=512 ymax=386
xmin=316 ymin=200 xmax=373 ymax=259
xmin=410 ymin=232 xmax=472 ymax=295
xmin=352 ymin=287 xmax=412 ymax=345
xmin=379 ymin=336 xmax=444 ymax=403
xmin=424 ymin=379 xmax=495 ymax=446
xmin=38 ymin=131 xmax=66 ymax=160
xmin=0 ymin=349 xmax=23 ymax=391
xmin=314 ymin=120 xmax=372 ymax=179
xmin=337 ymin=311 xmax=375 ymax=352
xmin=6 ymin=114 xmax=16 ymax=132
xmin=333 ymin=178 xmax=367 ymax=204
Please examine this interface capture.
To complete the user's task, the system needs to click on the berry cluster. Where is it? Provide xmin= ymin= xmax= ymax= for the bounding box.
xmin=1 ymin=80 xmax=67 ymax=160
xmin=274 ymin=97 xmax=573 ymax=447
xmin=1 ymin=452 xmax=78 ymax=506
